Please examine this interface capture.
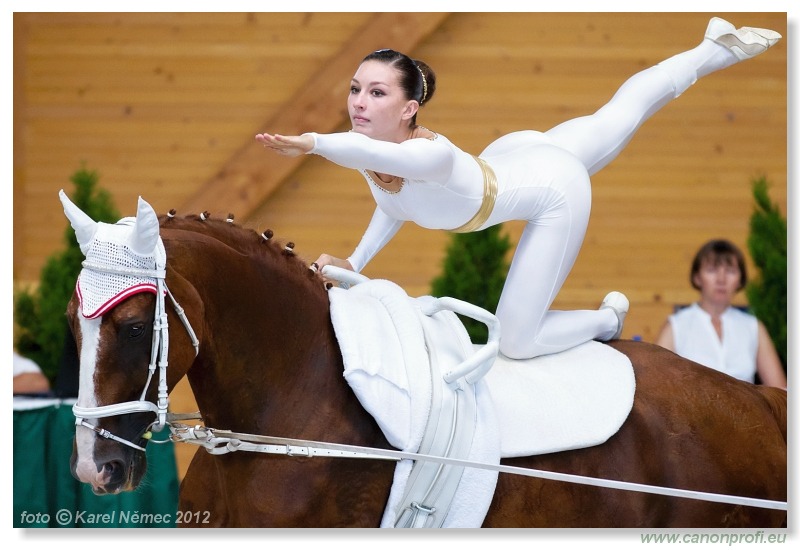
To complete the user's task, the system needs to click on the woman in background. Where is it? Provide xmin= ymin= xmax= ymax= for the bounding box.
xmin=655 ymin=239 xmax=786 ymax=387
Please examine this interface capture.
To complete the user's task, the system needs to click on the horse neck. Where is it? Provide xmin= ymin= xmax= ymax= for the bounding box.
xmin=166 ymin=229 xmax=349 ymax=437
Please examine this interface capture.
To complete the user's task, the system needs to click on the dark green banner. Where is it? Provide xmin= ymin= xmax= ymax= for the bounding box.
xmin=13 ymin=398 xmax=179 ymax=528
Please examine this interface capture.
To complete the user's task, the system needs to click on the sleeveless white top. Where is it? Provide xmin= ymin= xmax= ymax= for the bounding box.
xmin=668 ymin=303 xmax=758 ymax=382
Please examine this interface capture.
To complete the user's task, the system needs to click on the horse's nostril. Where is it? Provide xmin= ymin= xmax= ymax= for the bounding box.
xmin=104 ymin=460 xmax=124 ymax=479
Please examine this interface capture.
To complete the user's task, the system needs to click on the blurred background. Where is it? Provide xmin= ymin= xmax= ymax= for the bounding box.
xmin=13 ymin=12 xmax=787 ymax=482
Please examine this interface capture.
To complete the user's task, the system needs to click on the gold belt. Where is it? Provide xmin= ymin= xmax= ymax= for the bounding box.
xmin=450 ymin=156 xmax=497 ymax=233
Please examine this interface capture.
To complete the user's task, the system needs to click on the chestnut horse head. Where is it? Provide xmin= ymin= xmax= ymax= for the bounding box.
xmin=61 ymin=190 xmax=178 ymax=493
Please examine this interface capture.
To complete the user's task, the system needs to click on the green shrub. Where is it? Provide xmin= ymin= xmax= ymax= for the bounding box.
xmin=14 ymin=167 xmax=119 ymax=382
xmin=745 ymin=177 xmax=787 ymax=371
xmin=430 ymin=225 xmax=511 ymax=343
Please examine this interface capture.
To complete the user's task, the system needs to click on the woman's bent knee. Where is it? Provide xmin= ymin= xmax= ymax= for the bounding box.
xmin=500 ymin=335 xmax=543 ymax=360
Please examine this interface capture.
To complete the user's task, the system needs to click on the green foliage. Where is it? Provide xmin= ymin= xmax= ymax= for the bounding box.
xmin=431 ymin=225 xmax=511 ymax=342
xmin=745 ymin=177 xmax=787 ymax=370
xmin=14 ymin=167 xmax=119 ymax=382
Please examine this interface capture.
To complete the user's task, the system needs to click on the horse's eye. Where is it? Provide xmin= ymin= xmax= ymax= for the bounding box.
xmin=128 ymin=323 xmax=146 ymax=339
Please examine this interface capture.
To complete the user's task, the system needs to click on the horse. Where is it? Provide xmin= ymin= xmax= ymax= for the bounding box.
xmin=61 ymin=193 xmax=787 ymax=528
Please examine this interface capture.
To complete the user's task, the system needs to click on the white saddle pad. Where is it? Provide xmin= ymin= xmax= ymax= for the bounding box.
xmin=328 ymin=277 xmax=635 ymax=527
xmin=328 ymin=280 xmax=432 ymax=453
xmin=485 ymin=341 xmax=635 ymax=457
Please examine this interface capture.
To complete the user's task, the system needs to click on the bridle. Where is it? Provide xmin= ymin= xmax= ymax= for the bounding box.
xmin=73 ymin=237 xmax=199 ymax=452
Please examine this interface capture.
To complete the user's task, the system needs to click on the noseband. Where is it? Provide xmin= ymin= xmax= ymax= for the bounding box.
xmin=73 ymin=238 xmax=199 ymax=452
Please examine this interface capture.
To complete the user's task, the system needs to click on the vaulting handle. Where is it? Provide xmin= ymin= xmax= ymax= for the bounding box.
xmin=320 ymin=265 xmax=370 ymax=289
xmin=418 ymin=296 xmax=500 ymax=384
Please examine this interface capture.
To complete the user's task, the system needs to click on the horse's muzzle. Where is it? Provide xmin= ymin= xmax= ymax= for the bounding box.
xmin=70 ymin=437 xmax=146 ymax=494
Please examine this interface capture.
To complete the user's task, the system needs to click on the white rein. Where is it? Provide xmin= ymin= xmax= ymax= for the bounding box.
xmin=170 ymin=423 xmax=788 ymax=512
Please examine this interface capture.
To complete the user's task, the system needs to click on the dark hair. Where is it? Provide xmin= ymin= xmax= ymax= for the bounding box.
xmin=361 ymin=49 xmax=437 ymax=125
xmin=690 ymin=239 xmax=747 ymax=290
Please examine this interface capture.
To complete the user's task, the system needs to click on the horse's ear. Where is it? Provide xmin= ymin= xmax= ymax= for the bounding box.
xmin=131 ymin=196 xmax=161 ymax=255
xmin=59 ymin=189 xmax=97 ymax=256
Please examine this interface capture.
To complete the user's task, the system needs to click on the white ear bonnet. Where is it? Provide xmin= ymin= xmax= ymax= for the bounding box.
xmin=59 ymin=190 xmax=165 ymax=319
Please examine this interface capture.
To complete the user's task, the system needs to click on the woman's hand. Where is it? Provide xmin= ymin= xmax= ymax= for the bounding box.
xmin=311 ymin=254 xmax=354 ymax=286
xmin=255 ymin=133 xmax=314 ymax=157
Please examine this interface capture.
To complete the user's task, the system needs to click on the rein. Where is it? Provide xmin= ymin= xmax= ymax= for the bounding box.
xmin=169 ymin=423 xmax=788 ymax=512
xmin=73 ymin=240 xmax=200 ymax=452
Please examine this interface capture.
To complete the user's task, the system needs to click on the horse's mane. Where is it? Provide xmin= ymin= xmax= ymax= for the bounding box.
xmin=159 ymin=212 xmax=326 ymax=294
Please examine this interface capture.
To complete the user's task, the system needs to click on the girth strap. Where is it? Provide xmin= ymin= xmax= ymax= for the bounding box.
xmin=392 ymin=310 xmax=479 ymax=528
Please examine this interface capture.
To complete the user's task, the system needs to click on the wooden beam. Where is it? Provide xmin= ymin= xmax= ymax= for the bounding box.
xmin=180 ymin=12 xmax=451 ymax=219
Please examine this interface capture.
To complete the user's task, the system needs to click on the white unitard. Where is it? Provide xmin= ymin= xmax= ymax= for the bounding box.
xmin=307 ymin=35 xmax=741 ymax=359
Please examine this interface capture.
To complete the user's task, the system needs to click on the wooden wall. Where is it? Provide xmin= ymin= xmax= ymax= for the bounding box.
xmin=13 ymin=12 xmax=787 ymax=478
